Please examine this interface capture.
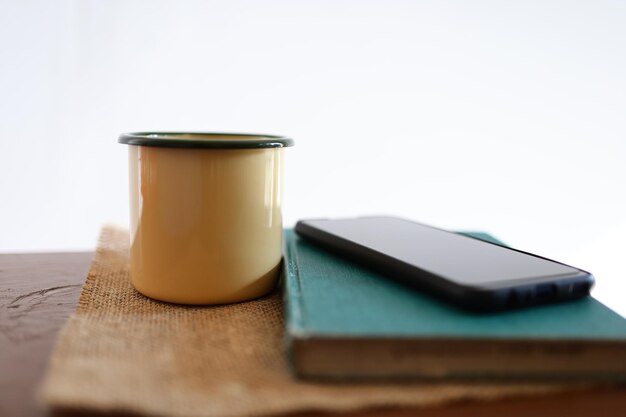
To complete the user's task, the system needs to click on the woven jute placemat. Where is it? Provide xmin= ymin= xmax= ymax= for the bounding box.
xmin=40 ymin=226 xmax=574 ymax=417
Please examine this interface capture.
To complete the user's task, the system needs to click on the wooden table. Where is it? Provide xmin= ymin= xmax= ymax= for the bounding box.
xmin=1 ymin=252 xmax=625 ymax=417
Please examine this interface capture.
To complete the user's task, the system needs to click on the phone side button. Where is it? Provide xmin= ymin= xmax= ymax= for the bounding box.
xmin=535 ymin=283 xmax=557 ymax=302
xmin=506 ymin=290 xmax=519 ymax=307
xmin=570 ymin=282 xmax=591 ymax=297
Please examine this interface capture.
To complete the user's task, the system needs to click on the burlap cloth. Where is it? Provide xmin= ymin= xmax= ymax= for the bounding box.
xmin=41 ymin=226 xmax=578 ymax=417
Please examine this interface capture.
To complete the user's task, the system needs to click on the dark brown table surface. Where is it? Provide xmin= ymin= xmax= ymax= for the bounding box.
xmin=2 ymin=252 xmax=625 ymax=417
xmin=1 ymin=252 xmax=92 ymax=417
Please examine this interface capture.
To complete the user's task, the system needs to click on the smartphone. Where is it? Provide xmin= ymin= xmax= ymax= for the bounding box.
xmin=294 ymin=217 xmax=594 ymax=312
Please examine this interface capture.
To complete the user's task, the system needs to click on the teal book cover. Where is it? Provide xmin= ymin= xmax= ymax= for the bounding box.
xmin=282 ymin=229 xmax=626 ymax=380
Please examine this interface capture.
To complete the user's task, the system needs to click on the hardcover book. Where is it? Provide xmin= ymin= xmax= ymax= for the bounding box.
xmin=282 ymin=229 xmax=626 ymax=380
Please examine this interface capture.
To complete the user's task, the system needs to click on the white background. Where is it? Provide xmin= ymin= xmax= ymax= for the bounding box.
xmin=1 ymin=1 xmax=624 ymax=314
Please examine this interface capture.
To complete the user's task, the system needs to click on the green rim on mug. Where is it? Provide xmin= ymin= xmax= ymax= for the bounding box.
xmin=118 ymin=132 xmax=294 ymax=149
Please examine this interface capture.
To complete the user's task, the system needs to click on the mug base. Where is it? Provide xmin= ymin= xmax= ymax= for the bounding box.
xmin=131 ymin=263 xmax=281 ymax=306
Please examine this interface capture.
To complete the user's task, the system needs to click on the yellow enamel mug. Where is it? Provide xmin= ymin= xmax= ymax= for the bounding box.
xmin=118 ymin=132 xmax=294 ymax=305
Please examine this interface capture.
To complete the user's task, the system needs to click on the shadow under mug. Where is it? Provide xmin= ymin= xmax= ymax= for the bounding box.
xmin=118 ymin=132 xmax=294 ymax=305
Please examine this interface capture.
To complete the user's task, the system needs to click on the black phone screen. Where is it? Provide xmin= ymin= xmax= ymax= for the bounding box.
xmin=301 ymin=217 xmax=580 ymax=286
